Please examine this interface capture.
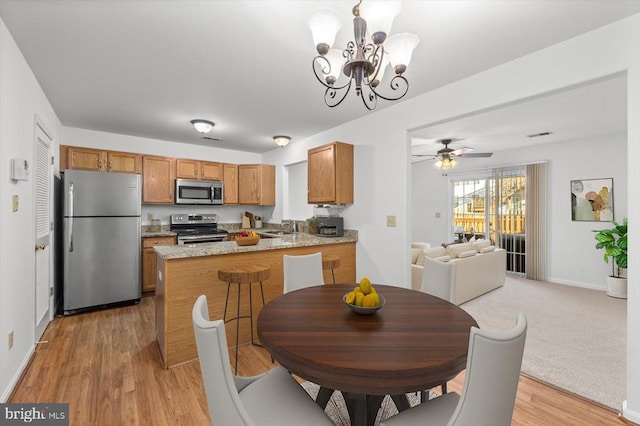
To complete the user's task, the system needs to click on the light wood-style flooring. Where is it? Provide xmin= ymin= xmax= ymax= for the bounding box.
xmin=9 ymin=295 xmax=629 ymax=425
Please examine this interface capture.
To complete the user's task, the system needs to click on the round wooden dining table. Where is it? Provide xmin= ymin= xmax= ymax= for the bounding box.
xmin=257 ymin=283 xmax=478 ymax=426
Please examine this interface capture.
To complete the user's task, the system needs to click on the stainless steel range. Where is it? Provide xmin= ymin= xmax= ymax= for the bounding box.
xmin=170 ymin=213 xmax=228 ymax=245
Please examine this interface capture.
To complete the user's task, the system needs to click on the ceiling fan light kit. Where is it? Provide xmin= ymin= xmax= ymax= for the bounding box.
xmin=414 ymin=138 xmax=494 ymax=169
xmin=309 ymin=0 xmax=419 ymax=110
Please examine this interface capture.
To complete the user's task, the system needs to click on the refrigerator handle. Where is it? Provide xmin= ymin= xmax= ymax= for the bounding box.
xmin=68 ymin=182 xmax=74 ymax=252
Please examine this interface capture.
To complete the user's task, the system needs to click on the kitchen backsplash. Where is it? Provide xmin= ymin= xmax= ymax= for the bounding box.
xmin=141 ymin=204 xmax=274 ymax=226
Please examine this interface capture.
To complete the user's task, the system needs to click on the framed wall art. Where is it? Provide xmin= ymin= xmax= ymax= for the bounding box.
xmin=570 ymin=178 xmax=614 ymax=221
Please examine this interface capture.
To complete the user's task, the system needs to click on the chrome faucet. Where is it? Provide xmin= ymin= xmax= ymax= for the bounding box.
xmin=281 ymin=219 xmax=297 ymax=233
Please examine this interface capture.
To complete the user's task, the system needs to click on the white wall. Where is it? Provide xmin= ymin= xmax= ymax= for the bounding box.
xmin=0 ymin=18 xmax=63 ymax=401
xmin=412 ymin=134 xmax=628 ymax=290
xmin=61 ymin=127 xmax=272 ymax=225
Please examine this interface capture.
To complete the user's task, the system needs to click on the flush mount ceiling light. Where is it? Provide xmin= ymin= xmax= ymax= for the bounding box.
xmin=190 ymin=119 xmax=215 ymax=134
xmin=273 ymin=135 xmax=291 ymax=147
xmin=309 ymin=0 xmax=419 ymax=110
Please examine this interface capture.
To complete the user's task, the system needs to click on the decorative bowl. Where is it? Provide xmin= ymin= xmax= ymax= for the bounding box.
xmin=235 ymin=236 xmax=260 ymax=246
xmin=343 ymin=294 xmax=386 ymax=315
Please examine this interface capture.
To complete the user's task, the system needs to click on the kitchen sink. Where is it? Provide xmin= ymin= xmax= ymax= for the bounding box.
xmin=258 ymin=231 xmax=294 ymax=238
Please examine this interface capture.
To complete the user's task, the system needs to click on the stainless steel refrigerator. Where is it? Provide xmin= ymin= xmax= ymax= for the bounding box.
xmin=62 ymin=170 xmax=141 ymax=314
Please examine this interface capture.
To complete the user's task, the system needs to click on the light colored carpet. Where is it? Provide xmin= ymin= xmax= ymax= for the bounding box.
xmin=461 ymin=276 xmax=626 ymax=410
xmin=301 ymin=382 xmax=433 ymax=426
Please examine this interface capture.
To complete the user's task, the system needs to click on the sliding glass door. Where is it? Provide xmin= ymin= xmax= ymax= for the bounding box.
xmin=452 ymin=166 xmax=527 ymax=275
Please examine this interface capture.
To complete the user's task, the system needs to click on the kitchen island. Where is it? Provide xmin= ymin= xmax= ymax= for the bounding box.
xmin=154 ymin=231 xmax=357 ymax=368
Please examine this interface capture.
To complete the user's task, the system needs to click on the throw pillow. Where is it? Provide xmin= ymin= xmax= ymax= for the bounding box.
xmin=445 ymin=243 xmax=474 ymax=258
xmin=411 ymin=248 xmax=421 ymax=264
xmin=471 ymin=239 xmax=492 ymax=252
xmin=458 ymin=250 xmax=477 ymax=259
xmin=424 ymin=246 xmax=447 ymax=258
xmin=433 ymin=255 xmax=451 ymax=262
xmin=479 ymin=246 xmax=496 ymax=253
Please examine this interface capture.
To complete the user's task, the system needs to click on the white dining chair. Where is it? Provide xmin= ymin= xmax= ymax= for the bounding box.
xmin=380 ymin=313 xmax=527 ymax=426
xmin=283 ymin=252 xmax=324 ymax=293
xmin=192 ymin=295 xmax=334 ymax=426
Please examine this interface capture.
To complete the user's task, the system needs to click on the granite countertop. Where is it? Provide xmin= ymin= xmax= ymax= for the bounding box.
xmin=154 ymin=230 xmax=358 ymax=260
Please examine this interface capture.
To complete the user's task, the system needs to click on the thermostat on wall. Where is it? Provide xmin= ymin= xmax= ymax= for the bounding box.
xmin=11 ymin=158 xmax=29 ymax=181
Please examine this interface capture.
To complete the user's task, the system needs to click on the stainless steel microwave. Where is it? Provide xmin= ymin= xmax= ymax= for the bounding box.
xmin=175 ymin=179 xmax=223 ymax=205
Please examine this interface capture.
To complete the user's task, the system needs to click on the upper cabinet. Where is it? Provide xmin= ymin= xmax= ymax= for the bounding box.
xmin=308 ymin=141 xmax=353 ymax=204
xmin=223 ymin=163 xmax=239 ymax=205
xmin=176 ymin=159 xmax=222 ymax=181
xmin=238 ymin=164 xmax=275 ymax=205
xmin=61 ymin=145 xmax=141 ymax=173
xmin=142 ymin=156 xmax=176 ymax=204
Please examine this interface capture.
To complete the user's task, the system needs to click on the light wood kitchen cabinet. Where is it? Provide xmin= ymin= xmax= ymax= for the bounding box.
xmin=142 ymin=236 xmax=176 ymax=293
xmin=308 ymin=141 xmax=353 ymax=204
xmin=223 ymin=163 xmax=239 ymax=204
xmin=238 ymin=164 xmax=275 ymax=205
xmin=61 ymin=145 xmax=142 ymax=173
xmin=176 ymin=159 xmax=222 ymax=181
xmin=142 ymin=156 xmax=176 ymax=204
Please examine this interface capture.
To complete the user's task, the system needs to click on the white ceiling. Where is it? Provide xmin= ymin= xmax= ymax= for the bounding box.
xmin=0 ymin=1 xmax=637 ymax=154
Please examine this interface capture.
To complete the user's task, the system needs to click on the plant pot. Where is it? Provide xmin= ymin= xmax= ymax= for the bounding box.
xmin=606 ymin=276 xmax=627 ymax=299
xmin=308 ymin=223 xmax=318 ymax=235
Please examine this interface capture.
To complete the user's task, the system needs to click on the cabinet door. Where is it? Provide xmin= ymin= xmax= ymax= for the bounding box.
xmin=142 ymin=236 xmax=175 ymax=292
xmin=238 ymin=165 xmax=260 ymax=204
xmin=223 ymin=163 xmax=238 ymax=204
xmin=308 ymin=142 xmax=353 ymax=204
xmin=108 ymin=151 xmax=142 ymax=173
xmin=201 ymin=161 xmax=222 ymax=181
xmin=67 ymin=146 xmax=107 ymax=171
xmin=176 ymin=159 xmax=200 ymax=179
xmin=308 ymin=144 xmax=336 ymax=203
xmin=143 ymin=156 xmax=176 ymax=203
xmin=238 ymin=164 xmax=275 ymax=206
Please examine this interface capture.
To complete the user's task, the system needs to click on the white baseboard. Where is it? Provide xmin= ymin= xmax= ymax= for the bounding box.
xmin=0 ymin=344 xmax=35 ymax=402
xmin=623 ymin=400 xmax=640 ymax=423
xmin=545 ymin=277 xmax=607 ymax=292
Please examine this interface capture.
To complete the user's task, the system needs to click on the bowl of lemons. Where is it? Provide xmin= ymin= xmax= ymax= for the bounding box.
xmin=344 ymin=278 xmax=386 ymax=315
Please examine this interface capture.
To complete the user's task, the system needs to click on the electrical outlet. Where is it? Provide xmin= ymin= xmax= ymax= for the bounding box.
xmin=9 ymin=331 xmax=14 ymax=350
xmin=386 ymin=215 xmax=396 ymax=227
xmin=12 ymin=195 xmax=19 ymax=212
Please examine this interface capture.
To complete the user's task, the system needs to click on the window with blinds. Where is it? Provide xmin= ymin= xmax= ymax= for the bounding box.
xmin=36 ymin=135 xmax=50 ymax=239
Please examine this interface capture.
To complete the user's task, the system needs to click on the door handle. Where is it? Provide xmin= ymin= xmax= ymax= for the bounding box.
xmin=35 ymin=243 xmax=46 ymax=251
xmin=68 ymin=182 xmax=74 ymax=252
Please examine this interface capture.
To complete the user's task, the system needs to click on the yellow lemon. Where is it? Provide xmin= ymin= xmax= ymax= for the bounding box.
xmin=354 ymin=286 xmax=362 ymax=294
xmin=355 ymin=292 xmax=365 ymax=307
xmin=345 ymin=291 xmax=356 ymax=305
xmin=363 ymin=293 xmax=378 ymax=308
xmin=359 ymin=277 xmax=372 ymax=295
xmin=371 ymin=292 xmax=380 ymax=306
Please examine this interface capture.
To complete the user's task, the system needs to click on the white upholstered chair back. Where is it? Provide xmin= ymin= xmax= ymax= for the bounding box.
xmin=449 ymin=312 xmax=527 ymax=425
xmin=283 ymin=252 xmax=324 ymax=293
xmin=192 ymin=295 xmax=254 ymax=425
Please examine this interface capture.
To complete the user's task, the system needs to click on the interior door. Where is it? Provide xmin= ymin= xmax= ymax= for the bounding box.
xmin=34 ymin=118 xmax=53 ymax=341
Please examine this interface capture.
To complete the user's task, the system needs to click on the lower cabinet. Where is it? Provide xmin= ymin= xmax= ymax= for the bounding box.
xmin=142 ymin=236 xmax=176 ymax=293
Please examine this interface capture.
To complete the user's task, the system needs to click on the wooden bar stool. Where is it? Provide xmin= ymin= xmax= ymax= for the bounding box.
xmin=322 ymin=255 xmax=341 ymax=284
xmin=218 ymin=264 xmax=271 ymax=374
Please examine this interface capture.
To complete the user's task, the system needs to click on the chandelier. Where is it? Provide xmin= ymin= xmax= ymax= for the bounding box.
xmin=309 ymin=1 xmax=419 ymax=110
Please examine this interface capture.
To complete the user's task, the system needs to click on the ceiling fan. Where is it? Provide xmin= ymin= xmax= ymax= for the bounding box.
xmin=412 ymin=138 xmax=493 ymax=169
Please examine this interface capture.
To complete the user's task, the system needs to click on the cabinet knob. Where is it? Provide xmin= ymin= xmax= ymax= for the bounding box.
xmin=35 ymin=243 xmax=46 ymax=251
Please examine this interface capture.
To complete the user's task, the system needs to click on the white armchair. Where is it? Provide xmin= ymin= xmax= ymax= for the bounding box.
xmin=192 ymin=295 xmax=333 ymax=425
xmin=381 ymin=313 xmax=527 ymax=426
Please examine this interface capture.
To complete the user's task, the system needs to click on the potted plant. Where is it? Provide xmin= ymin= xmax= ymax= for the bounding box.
xmin=593 ymin=218 xmax=628 ymax=298
xmin=306 ymin=216 xmax=318 ymax=235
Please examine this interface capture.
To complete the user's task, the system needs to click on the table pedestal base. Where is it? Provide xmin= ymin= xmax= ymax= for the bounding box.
xmin=315 ymin=386 xmax=411 ymax=426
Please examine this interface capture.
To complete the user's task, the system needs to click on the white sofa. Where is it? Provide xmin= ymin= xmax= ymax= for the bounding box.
xmin=411 ymin=242 xmax=431 ymax=290
xmin=419 ymin=240 xmax=506 ymax=305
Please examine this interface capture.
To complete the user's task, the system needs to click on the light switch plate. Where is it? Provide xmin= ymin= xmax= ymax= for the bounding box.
xmin=12 ymin=195 xmax=19 ymax=212
xmin=435 ymin=212 xmax=441 ymax=219
xmin=386 ymin=215 xmax=396 ymax=227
